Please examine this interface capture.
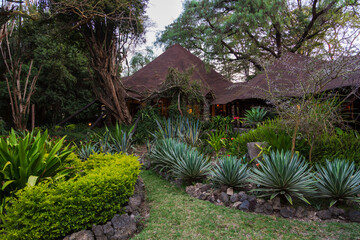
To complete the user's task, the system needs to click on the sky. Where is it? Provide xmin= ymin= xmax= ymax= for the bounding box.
xmin=137 ymin=0 xmax=184 ymax=56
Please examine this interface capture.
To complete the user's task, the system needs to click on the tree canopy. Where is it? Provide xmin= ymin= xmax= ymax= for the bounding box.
xmin=157 ymin=0 xmax=360 ymax=80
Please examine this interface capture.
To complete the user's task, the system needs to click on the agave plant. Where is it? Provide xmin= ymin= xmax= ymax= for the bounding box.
xmin=244 ymin=107 xmax=268 ymax=126
xmin=110 ymin=123 xmax=135 ymax=154
xmin=211 ymin=155 xmax=248 ymax=188
xmin=315 ymin=159 xmax=360 ymax=207
xmin=183 ymin=118 xmax=202 ymax=146
xmin=250 ymin=150 xmax=314 ymax=204
xmin=77 ymin=141 xmax=99 ymax=160
xmin=152 ymin=118 xmax=182 ymax=140
xmin=172 ymin=147 xmax=211 ymax=181
xmin=148 ymin=138 xmax=181 ymax=173
xmin=149 ymin=138 xmax=210 ymax=180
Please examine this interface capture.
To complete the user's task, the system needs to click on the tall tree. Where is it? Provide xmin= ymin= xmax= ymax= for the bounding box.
xmin=157 ymin=0 xmax=359 ymax=81
xmin=51 ymin=0 xmax=149 ymax=124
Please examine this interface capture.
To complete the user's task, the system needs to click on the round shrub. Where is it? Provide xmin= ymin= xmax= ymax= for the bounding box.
xmin=2 ymin=153 xmax=141 ymax=240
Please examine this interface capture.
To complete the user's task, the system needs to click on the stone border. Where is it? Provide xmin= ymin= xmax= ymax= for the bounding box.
xmin=186 ymin=183 xmax=360 ymax=223
xmin=64 ymin=177 xmax=148 ymax=240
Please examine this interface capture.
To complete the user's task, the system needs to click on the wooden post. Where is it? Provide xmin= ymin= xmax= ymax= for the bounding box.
xmin=31 ymin=104 xmax=35 ymax=131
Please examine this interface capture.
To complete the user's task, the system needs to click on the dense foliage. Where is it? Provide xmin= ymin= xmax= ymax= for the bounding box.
xmin=2 ymin=153 xmax=141 ymax=240
xmin=0 ymin=130 xmax=74 ymax=213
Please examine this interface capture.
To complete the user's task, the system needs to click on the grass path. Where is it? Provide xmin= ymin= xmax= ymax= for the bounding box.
xmin=133 ymin=170 xmax=359 ymax=240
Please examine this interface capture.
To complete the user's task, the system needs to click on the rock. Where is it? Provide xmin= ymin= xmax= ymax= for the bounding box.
xmin=128 ymin=196 xmax=142 ymax=211
xmin=103 ymin=222 xmax=115 ymax=237
xmin=233 ymin=201 xmax=242 ymax=209
xmin=208 ymin=195 xmax=216 ymax=202
xmin=239 ymin=200 xmax=250 ymax=211
xmin=230 ymin=193 xmax=238 ymax=203
xmin=272 ymin=197 xmax=281 ymax=210
xmin=248 ymin=195 xmax=257 ymax=211
xmin=263 ymin=203 xmax=273 ymax=215
xmin=92 ymin=225 xmax=103 ymax=236
xmin=227 ymin=188 xmax=234 ymax=196
xmin=295 ymin=206 xmax=307 ymax=218
xmin=200 ymin=184 xmax=211 ymax=192
xmin=219 ymin=185 xmax=227 ymax=192
xmin=134 ymin=178 xmax=145 ymax=195
xmin=238 ymin=192 xmax=248 ymax=202
xmin=316 ymin=210 xmax=332 ymax=220
xmin=247 ymin=142 xmax=268 ymax=163
xmin=280 ymin=206 xmax=296 ymax=218
xmin=307 ymin=211 xmax=316 ymax=220
xmin=111 ymin=214 xmax=137 ymax=240
xmin=69 ymin=230 xmax=94 ymax=240
xmin=256 ymin=199 xmax=265 ymax=205
xmin=198 ymin=193 xmax=207 ymax=200
xmin=63 ymin=237 xmax=70 ymax=240
xmin=124 ymin=205 xmax=132 ymax=213
xmin=347 ymin=210 xmax=360 ymax=223
xmin=213 ymin=189 xmax=221 ymax=198
xmin=329 ymin=207 xmax=345 ymax=217
xmin=220 ymin=192 xmax=229 ymax=203
xmin=186 ymin=186 xmax=196 ymax=196
xmin=254 ymin=204 xmax=264 ymax=213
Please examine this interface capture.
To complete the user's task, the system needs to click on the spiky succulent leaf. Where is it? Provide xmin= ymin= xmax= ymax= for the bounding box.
xmin=250 ymin=150 xmax=315 ymax=205
xmin=211 ymin=155 xmax=248 ymax=188
xmin=244 ymin=107 xmax=268 ymax=125
xmin=149 ymin=138 xmax=210 ymax=181
xmin=315 ymin=159 xmax=360 ymax=205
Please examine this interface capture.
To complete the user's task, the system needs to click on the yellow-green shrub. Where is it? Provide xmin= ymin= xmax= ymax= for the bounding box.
xmin=2 ymin=153 xmax=141 ymax=240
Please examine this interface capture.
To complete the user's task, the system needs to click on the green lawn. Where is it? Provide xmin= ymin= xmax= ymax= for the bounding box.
xmin=134 ymin=170 xmax=360 ymax=240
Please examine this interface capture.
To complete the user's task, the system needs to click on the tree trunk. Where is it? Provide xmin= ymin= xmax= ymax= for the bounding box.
xmin=84 ymin=27 xmax=132 ymax=125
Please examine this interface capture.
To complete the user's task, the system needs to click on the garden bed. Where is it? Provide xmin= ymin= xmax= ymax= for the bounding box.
xmin=186 ymin=183 xmax=360 ymax=223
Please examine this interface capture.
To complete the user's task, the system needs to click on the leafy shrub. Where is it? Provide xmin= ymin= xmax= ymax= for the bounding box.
xmin=315 ymin=159 xmax=360 ymax=207
xmin=2 ymin=153 xmax=141 ymax=240
xmin=0 ymin=118 xmax=6 ymax=135
xmin=224 ymin=121 xmax=307 ymax=158
xmin=50 ymin=124 xmax=91 ymax=143
xmin=309 ymin=131 xmax=360 ymax=165
xmin=207 ymin=130 xmax=226 ymax=157
xmin=211 ymin=155 xmax=248 ymax=188
xmin=0 ymin=129 xmax=74 ymax=212
xmin=132 ymin=106 xmax=160 ymax=144
xmin=149 ymin=138 xmax=210 ymax=181
xmin=250 ymin=150 xmax=314 ymax=204
xmin=208 ymin=116 xmax=233 ymax=133
xmin=243 ymin=107 xmax=268 ymax=126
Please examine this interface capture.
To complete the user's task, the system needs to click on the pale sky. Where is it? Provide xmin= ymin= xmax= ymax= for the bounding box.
xmin=137 ymin=0 xmax=184 ymax=56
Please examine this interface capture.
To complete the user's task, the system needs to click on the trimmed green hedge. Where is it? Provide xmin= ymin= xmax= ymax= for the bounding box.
xmin=2 ymin=153 xmax=141 ymax=240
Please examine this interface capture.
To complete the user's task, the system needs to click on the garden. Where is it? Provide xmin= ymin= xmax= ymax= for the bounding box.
xmin=1 ymin=0 xmax=360 ymax=239
xmin=0 ymin=104 xmax=360 ymax=239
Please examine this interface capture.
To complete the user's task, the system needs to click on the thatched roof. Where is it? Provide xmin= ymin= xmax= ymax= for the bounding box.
xmin=123 ymin=44 xmax=232 ymax=101
xmin=214 ymin=52 xmax=360 ymax=104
